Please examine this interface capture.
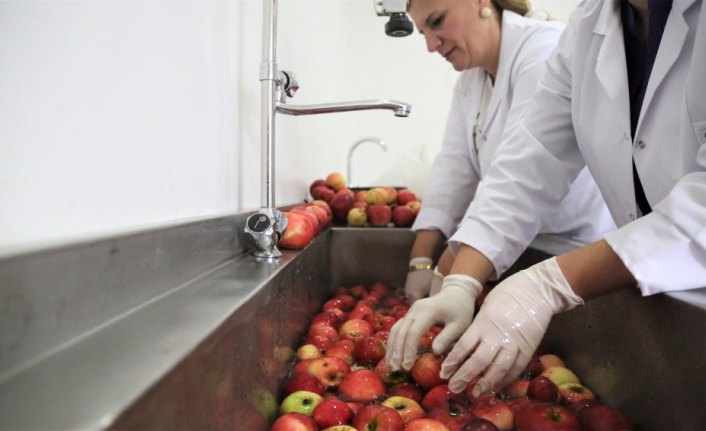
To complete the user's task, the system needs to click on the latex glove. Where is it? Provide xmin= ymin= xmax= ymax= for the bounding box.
xmin=404 ymin=257 xmax=435 ymax=301
xmin=440 ymin=257 xmax=583 ymax=395
xmin=386 ymin=274 xmax=483 ymax=371
xmin=429 ymin=268 xmax=444 ymax=296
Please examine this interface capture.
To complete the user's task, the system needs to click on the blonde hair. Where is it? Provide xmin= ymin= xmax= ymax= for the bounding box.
xmin=490 ymin=0 xmax=532 ymax=16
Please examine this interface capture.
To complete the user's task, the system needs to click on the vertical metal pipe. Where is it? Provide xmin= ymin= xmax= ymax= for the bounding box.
xmin=260 ymin=0 xmax=278 ymax=210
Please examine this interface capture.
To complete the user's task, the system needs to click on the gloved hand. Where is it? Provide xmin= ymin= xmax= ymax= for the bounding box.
xmin=429 ymin=268 xmax=444 ymax=296
xmin=386 ymin=274 xmax=483 ymax=371
xmin=439 ymin=257 xmax=583 ymax=395
xmin=404 ymin=257 xmax=435 ymax=301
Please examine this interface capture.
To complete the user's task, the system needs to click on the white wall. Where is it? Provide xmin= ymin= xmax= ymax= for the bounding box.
xmin=0 ymin=0 xmax=578 ymax=255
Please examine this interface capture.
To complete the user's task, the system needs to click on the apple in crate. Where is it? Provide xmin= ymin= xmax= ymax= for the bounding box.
xmin=421 ymin=383 xmax=466 ymax=411
xmin=326 ymin=172 xmax=347 ymax=191
xmin=279 ymin=212 xmax=315 ymax=250
xmin=337 ymin=187 xmax=355 ymax=198
xmin=347 ymin=207 xmax=367 ymax=227
xmin=354 ymin=189 xmax=368 ymax=203
xmin=296 ymin=344 xmax=322 ymax=361
xmin=406 ymin=418 xmax=452 ymax=431
xmin=389 ymin=382 xmax=424 ymax=403
xmin=352 ymin=405 xmax=405 ymax=431
xmin=397 ymin=189 xmax=417 ymax=205
xmin=366 ymin=187 xmax=390 ymax=205
xmin=381 ymin=396 xmax=426 ymax=424
xmin=514 ymin=402 xmax=580 ymax=431
xmin=501 ymin=378 xmax=529 ymax=399
xmin=367 ymin=204 xmax=393 ymax=227
xmin=411 ymin=352 xmax=448 ymax=389
xmin=338 ymin=369 xmax=387 ymax=403
xmin=271 ymin=412 xmax=317 ymax=431
xmin=312 ymin=398 xmax=354 ymax=429
xmin=426 ymin=401 xmax=474 ymax=431
xmin=374 ymin=358 xmax=410 ymax=385
xmin=461 ymin=418 xmax=500 ymax=431
xmin=329 ymin=193 xmax=355 ymax=223
xmin=312 ymin=185 xmax=336 ymax=203
xmin=392 ymin=204 xmax=417 ymax=227
xmin=279 ymin=390 xmax=323 ymax=416
xmin=338 ymin=319 xmax=373 ymax=341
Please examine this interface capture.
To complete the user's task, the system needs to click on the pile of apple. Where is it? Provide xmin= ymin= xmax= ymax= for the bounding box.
xmin=271 ymin=282 xmax=635 ymax=431
xmin=278 ymin=200 xmax=334 ymax=250
xmin=309 ymin=172 xmax=422 ymax=228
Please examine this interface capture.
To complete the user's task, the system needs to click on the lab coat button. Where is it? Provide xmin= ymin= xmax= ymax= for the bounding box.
xmin=628 ymin=213 xmax=636 ymax=221
xmin=637 ymin=140 xmax=646 ymax=149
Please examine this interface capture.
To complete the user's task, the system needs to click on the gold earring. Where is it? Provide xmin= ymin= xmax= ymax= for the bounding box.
xmin=480 ymin=6 xmax=492 ymax=18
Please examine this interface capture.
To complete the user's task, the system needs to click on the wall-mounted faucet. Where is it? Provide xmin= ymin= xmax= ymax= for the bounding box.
xmin=347 ymin=136 xmax=387 ymax=187
xmin=245 ymin=0 xmax=412 ymax=259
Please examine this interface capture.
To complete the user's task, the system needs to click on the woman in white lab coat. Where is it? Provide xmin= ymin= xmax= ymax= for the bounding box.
xmin=388 ymin=0 xmax=706 ymax=396
xmin=404 ymin=0 xmax=615 ymax=301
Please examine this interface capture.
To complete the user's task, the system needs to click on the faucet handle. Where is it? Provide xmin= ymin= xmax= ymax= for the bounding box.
xmin=279 ymin=70 xmax=299 ymax=98
xmin=244 ymin=209 xmax=288 ymax=259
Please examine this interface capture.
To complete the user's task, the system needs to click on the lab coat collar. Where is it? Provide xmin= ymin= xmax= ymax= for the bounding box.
xmin=594 ymin=0 xmax=626 ymax=101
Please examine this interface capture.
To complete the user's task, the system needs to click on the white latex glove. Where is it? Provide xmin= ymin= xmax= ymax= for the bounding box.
xmin=386 ymin=274 xmax=483 ymax=371
xmin=440 ymin=257 xmax=584 ymax=395
xmin=429 ymin=268 xmax=444 ymax=296
xmin=404 ymin=257 xmax=435 ymax=301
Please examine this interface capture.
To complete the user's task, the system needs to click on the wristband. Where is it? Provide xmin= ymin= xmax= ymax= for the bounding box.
xmin=409 ymin=262 xmax=433 ymax=271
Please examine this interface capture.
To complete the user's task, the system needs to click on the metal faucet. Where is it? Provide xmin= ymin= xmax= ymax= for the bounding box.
xmin=347 ymin=136 xmax=387 ymax=187
xmin=245 ymin=0 xmax=412 ymax=259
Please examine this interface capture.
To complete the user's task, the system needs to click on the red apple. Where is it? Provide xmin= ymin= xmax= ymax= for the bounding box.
xmin=566 ymin=398 xmax=599 ymax=418
xmin=312 ymin=398 xmax=354 ymax=428
xmin=337 ymin=187 xmax=355 ymax=198
xmin=338 ymin=369 xmax=387 ymax=403
xmin=354 ymin=190 xmax=368 ymax=202
xmin=347 ymin=285 xmax=368 ymax=299
xmin=460 ymin=418 xmax=499 ymax=431
xmin=353 ymin=201 xmax=368 ymax=211
xmin=312 ymin=310 xmax=345 ymax=327
xmin=347 ymin=207 xmax=367 ymax=227
xmin=283 ymin=372 xmax=327 ymax=397
xmin=279 ymin=211 xmax=316 ymax=250
xmin=527 ymin=376 xmax=560 ymax=404
xmin=308 ymin=323 xmax=340 ymax=342
xmin=468 ymin=395 xmax=513 ymax=431
xmin=374 ymin=358 xmax=411 ymax=385
xmin=312 ymin=185 xmax=336 ymax=203
xmin=501 ymin=378 xmax=530 ymax=399
xmin=411 ymin=352 xmax=448 ymax=389
xmin=304 ymin=356 xmax=351 ymax=389
xmin=329 ymin=193 xmax=355 ymax=223
xmin=305 ymin=204 xmax=331 ymax=229
xmin=326 ymin=343 xmax=355 ymax=364
xmin=579 ymin=403 xmax=633 ymax=431
xmin=309 ymin=178 xmax=327 ymax=196
xmin=369 ymin=281 xmax=391 ymax=297
xmin=389 ymin=382 xmax=424 ymax=403
xmin=514 ymin=402 xmax=580 ymax=431
xmin=326 ymin=172 xmax=347 ymax=191
xmin=426 ymin=401 xmax=474 ymax=431
xmin=381 ymin=396 xmax=426 ymax=424
xmin=520 ymin=354 xmax=543 ymax=379
xmin=367 ymin=204 xmax=393 ymax=227
xmin=397 ymin=189 xmax=417 ymax=205
xmin=292 ymin=206 xmax=321 ymax=234
xmin=353 ymin=336 xmax=387 ymax=366
xmin=352 ymin=405 xmax=405 ymax=431
xmin=421 ymin=384 xmax=467 ymax=411
xmin=405 ymin=418 xmax=452 ymax=431
xmin=338 ymin=319 xmax=373 ymax=342
xmin=392 ymin=204 xmax=417 ymax=227
xmin=271 ymin=412 xmax=317 ymax=431
xmin=308 ymin=199 xmax=333 ymax=218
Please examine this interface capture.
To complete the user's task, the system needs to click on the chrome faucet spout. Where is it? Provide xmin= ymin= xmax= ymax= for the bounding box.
xmin=276 ymin=99 xmax=411 ymax=117
xmin=347 ymin=137 xmax=387 ymax=186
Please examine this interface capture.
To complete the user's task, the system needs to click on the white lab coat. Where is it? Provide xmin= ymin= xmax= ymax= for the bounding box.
xmin=414 ymin=11 xmax=615 ymax=256
xmin=452 ymin=0 xmax=706 ymax=294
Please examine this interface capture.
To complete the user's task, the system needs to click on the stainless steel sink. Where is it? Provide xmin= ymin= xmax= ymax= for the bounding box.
xmin=2 ymin=222 xmax=705 ymax=430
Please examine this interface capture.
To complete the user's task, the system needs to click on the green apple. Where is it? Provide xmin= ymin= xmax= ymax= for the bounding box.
xmin=540 ymin=366 xmax=580 ymax=387
xmin=279 ymin=390 xmax=324 ymax=416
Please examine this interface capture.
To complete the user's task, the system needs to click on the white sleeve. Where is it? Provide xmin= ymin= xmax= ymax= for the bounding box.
xmin=449 ymin=11 xmax=586 ymax=277
xmin=412 ymin=75 xmax=481 ymax=238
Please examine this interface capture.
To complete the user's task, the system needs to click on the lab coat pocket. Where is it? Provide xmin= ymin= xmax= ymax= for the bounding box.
xmin=694 ymin=120 xmax=706 ymax=146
